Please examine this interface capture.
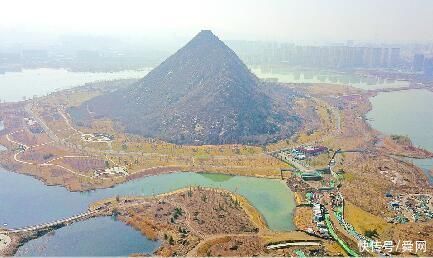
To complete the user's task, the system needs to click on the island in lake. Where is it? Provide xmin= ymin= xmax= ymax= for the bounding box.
xmin=1 ymin=30 xmax=433 ymax=257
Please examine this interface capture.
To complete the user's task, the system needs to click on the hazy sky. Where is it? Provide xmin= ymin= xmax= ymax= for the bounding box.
xmin=1 ymin=0 xmax=433 ymax=42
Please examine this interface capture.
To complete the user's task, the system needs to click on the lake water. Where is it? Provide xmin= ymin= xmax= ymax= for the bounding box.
xmin=0 ymin=67 xmax=296 ymax=256
xmin=0 ymin=170 xmax=295 ymax=231
xmin=367 ymin=89 xmax=433 ymax=180
xmin=3 ymin=67 xmax=430 ymax=254
xmin=16 ymin=217 xmax=160 ymax=257
xmin=367 ymin=89 xmax=433 ymax=152
xmin=0 ymin=68 xmax=409 ymax=104
xmin=251 ymin=68 xmax=432 ymax=177
xmin=0 ymin=168 xmax=295 ymax=256
xmin=252 ymin=68 xmax=410 ymax=90
xmin=0 ymin=68 xmax=150 ymax=102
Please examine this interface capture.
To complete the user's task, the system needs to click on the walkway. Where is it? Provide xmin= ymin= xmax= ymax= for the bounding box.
xmin=0 ymin=210 xmax=98 ymax=234
xmin=266 ymin=241 xmax=321 ymax=249
xmin=4 ymin=124 xmax=126 ymax=180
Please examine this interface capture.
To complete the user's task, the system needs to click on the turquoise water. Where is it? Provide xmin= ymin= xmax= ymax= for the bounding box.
xmin=0 ymin=68 xmax=296 ymax=256
xmin=2 ymin=115 xmax=296 ymax=255
xmin=16 ymin=217 xmax=160 ymax=257
xmin=0 ymin=170 xmax=295 ymax=231
xmin=367 ymin=89 xmax=433 ymax=179
xmin=0 ymin=168 xmax=295 ymax=256
xmin=0 ymin=68 xmax=150 ymax=102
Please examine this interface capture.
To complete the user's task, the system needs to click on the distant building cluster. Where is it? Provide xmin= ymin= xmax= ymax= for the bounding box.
xmin=0 ymin=43 xmax=165 ymax=73
xmin=412 ymin=54 xmax=433 ymax=76
xmin=229 ymin=41 xmax=402 ymax=69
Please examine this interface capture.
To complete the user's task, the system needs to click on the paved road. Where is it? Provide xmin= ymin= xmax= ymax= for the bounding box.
xmin=25 ymin=103 xmax=60 ymax=143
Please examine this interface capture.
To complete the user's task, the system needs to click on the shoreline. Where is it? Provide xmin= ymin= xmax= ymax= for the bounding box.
xmin=0 ymin=78 xmax=431 ymax=191
xmin=1 ymin=78 xmax=432 ymax=255
xmin=365 ymin=88 xmax=433 ymax=153
xmin=0 ymin=161 xmax=283 ymax=193
xmin=5 ymin=187 xmax=274 ymax=256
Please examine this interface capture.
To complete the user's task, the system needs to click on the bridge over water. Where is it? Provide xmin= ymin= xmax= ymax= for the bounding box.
xmin=0 ymin=210 xmax=98 ymax=234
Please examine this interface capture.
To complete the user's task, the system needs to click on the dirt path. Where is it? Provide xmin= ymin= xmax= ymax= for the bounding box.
xmin=186 ymin=232 xmax=257 ymax=256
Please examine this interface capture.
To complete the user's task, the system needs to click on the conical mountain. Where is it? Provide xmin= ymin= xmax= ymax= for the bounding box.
xmin=75 ymin=30 xmax=300 ymax=145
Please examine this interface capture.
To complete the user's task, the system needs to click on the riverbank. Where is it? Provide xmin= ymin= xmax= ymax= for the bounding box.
xmin=0 ymin=68 xmax=150 ymax=103
xmin=0 ymin=84 xmax=287 ymax=192
xmin=272 ymin=82 xmax=433 ymax=256
xmin=4 ymin=187 xmax=325 ymax=257
xmin=367 ymin=88 xmax=433 ymax=153
xmin=4 ymin=187 xmax=259 ymax=256
xmin=91 ymin=187 xmax=340 ymax=257
xmin=0 ymin=210 xmax=102 ymax=256
xmin=1 ymin=75 xmax=433 ymax=255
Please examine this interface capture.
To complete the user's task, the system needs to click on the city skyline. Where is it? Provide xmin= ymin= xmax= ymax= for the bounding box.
xmin=1 ymin=2 xmax=433 ymax=257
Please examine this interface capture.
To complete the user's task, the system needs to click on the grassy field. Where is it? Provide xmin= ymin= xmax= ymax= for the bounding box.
xmin=344 ymin=201 xmax=392 ymax=240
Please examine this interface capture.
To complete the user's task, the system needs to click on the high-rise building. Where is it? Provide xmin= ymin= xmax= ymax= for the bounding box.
xmin=363 ymin=48 xmax=374 ymax=67
xmin=412 ymin=54 xmax=425 ymax=72
xmin=228 ymin=41 xmax=406 ymax=70
xmin=356 ymin=47 xmax=367 ymax=67
xmin=390 ymin=48 xmax=401 ymax=67
xmin=424 ymin=58 xmax=433 ymax=76
xmin=381 ymin=48 xmax=390 ymax=67
xmin=372 ymin=48 xmax=382 ymax=67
